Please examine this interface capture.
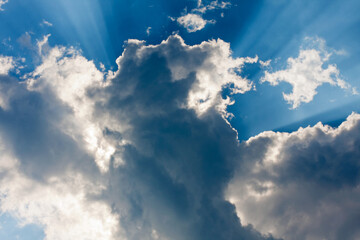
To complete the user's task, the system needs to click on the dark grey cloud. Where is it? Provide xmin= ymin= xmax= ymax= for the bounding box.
xmin=94 ymin=35 xmax=274 ymax=240
xmin=0 ymin=75 xmax=99 ymax=180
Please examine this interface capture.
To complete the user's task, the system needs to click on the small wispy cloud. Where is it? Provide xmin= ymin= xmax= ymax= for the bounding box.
xmin=40 ymin=19 xmax=53 ymax=27
xmin=0 ymin=0 xmax=8 ymax=11
xmin=146 ymin=26 xmax=151 ymax=36
xmin=193 ymin=0 xmax=231 ymax=14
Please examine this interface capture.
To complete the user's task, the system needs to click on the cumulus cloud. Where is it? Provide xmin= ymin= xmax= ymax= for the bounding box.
xmin=176 ymin=1 xmax=230 ymax=32
xmin=0 ymin=75 xmax=123 ymax=239
xmin=119 ymin=35 xmax=257 ymax=117
xmin=0 ymin=138 xmax=121 ymax=240
xmin=3 ymin=32 xmax=359 ymax=240
xmin=0 ymin=55 xmax=14 ymax=75
xmin=261 ymin=38 xmax=353 ymax=108
xmin=0 ymin=0 xmax=8 ymax=11
xmin=94 ymin=34 xmax=271 ymax=240
xmin=227 ymin=113 xmax=360 ymax=240
xmin=0 ymin=34 xmax=273 ymax=240
xmin=27 ymin=37 xmax=116 ymax=172
xmin=177 ymin=13 xmax=213 ymax=32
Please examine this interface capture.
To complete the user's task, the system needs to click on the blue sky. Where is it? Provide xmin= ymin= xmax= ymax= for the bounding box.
xmin=2 ymin=0 xmax=359 ymax=140
xmin=0 ymin=0 xmax=360 ymax=239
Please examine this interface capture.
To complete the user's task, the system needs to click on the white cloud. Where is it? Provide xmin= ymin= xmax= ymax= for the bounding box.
xmin=193 ymin=0 xmax=231 ymax=14
xmin=176 ymin=1 xmax=230 ymax=32
xmin=0 ymin=55 xmax=14 ymax=75
xmin=227 ymin=112 xmax=360 ymax=240
xmin=259 ymin=59 xmax=271 ymax=67
xmin=0 ymin=0 xmax=8 ymax=11
xmin=261 ymin=38 xmax=353 ymax=108
xmin=0 ymin=56 xmax=15 ymax=110
xmin=41 ymin=19 xmax=53 ymax=27
xmin=177 ymin=13 xmax=213 ymax=32
xmin=6 ymin=32 xmax=360 ymax=240
xmin=146 ymin=27 xmax=152 ymax=36
xmin=0 ymin=136 xmax=122 ymax=240
xmin=27 ymin=37 xmax=116 ymax=173
xmin=11 ymin=32 xmax=356 ymax=240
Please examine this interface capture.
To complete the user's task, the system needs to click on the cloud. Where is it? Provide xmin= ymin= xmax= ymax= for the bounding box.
xmin=0 ymin=34 xmax=274 ymax=240
xmin=146 ymin=27 xmax=151 ymax=36
xmin=94 ymin=34 xmax=271 ymax=240
xmin=3 ymin=31 xmax=359 ymax=240
xmin=177 ymin=13 xmax=213 ymax=32
xmin=227 ymin=113 xmax=360 ymax=240
xmin=0 ymin=56 xmax=15 ymax=109
xmin=176 ymin=1 xmax=230 ymax=32
xmin=0 ymin=75 xmax=123 ymax=239
xmin=40 ymin=19 xmax=53 ymax=27
xmin=0 ymin=138 xmax=121 ymax=239
xmin=120 ymin=35 xmax=256 ymax=117
xmin=259 ymin=59 xmax=271 ymax=68
xmin=261 ymin=38 xmax=353 ymax=108
xmin=0 ymin=55 xmax=14 ymax=75
xmin=27 ymin=37 xmax=117 ymax=173
xmin=5 ymin=32 xmax=359 ymax=240
xmin=193 ymin=0 xmax=231 ymax=14
xmin=0 ymin=0 xmax=8 ymax=11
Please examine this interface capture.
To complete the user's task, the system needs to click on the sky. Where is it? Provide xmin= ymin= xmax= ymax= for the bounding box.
xmin=0 ymin=0 xmax=359 ymax=240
